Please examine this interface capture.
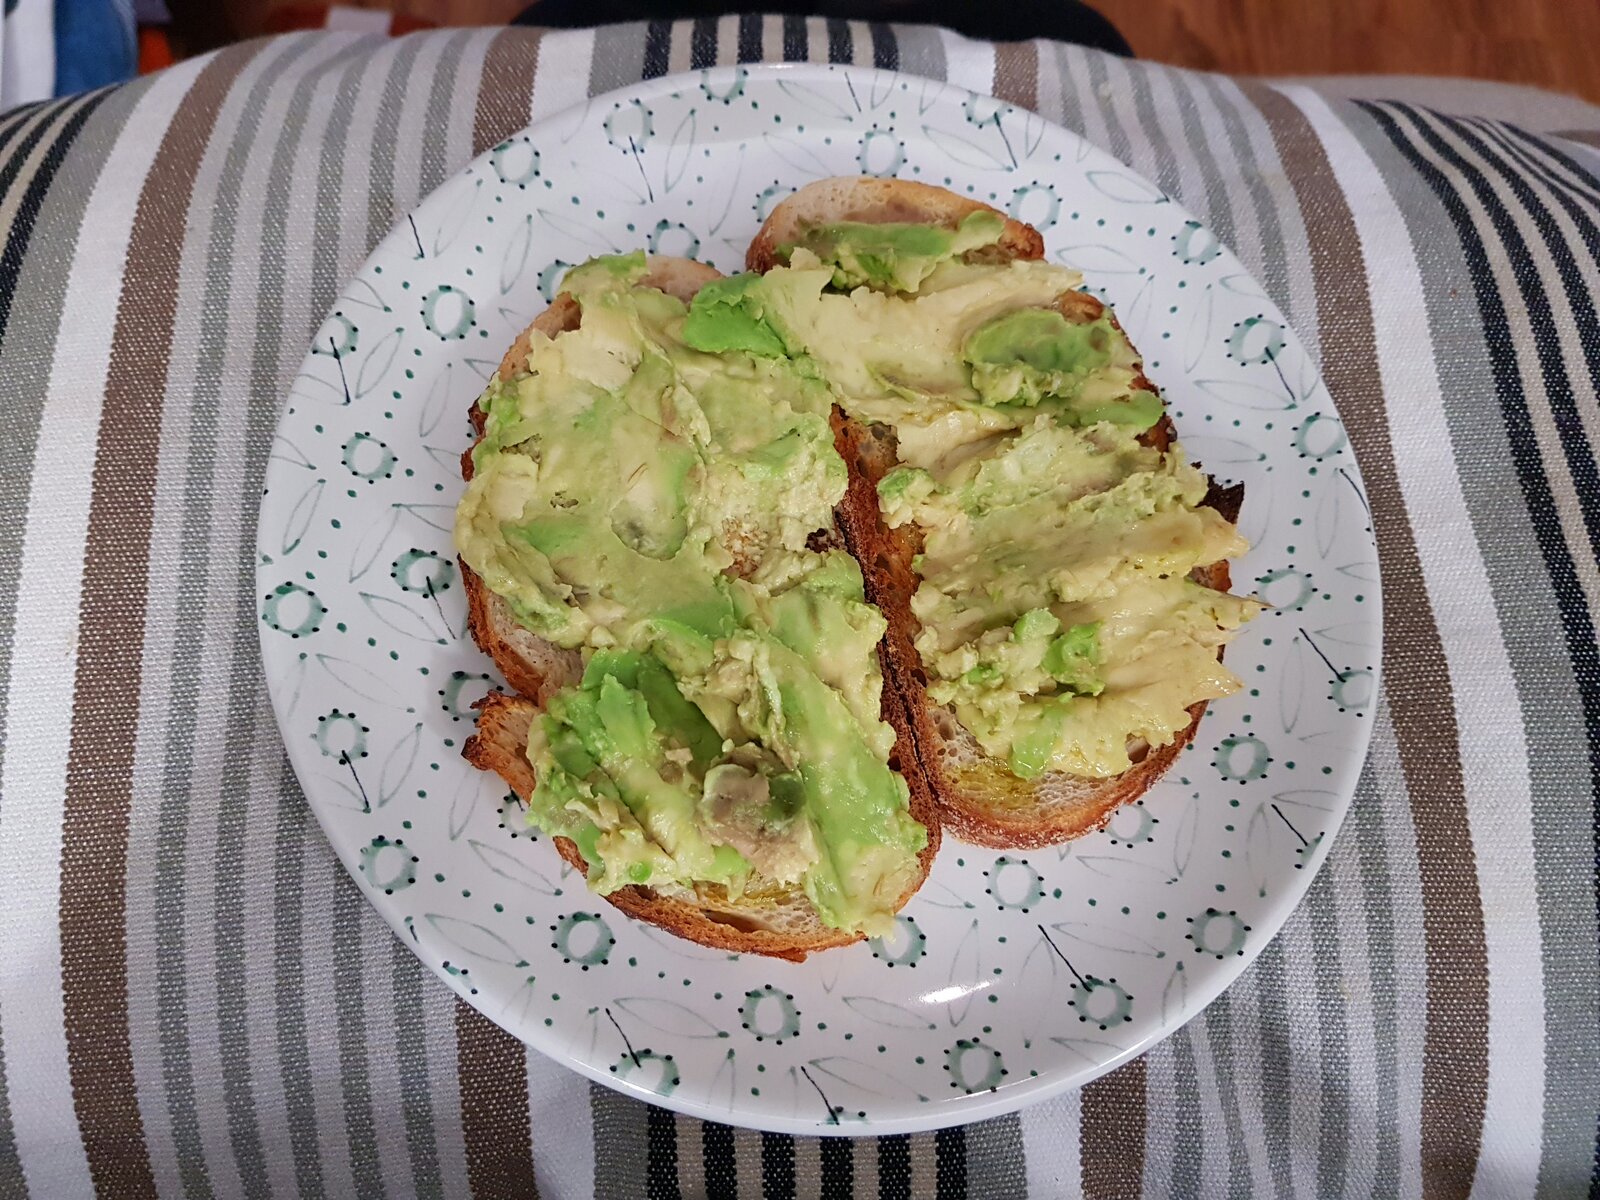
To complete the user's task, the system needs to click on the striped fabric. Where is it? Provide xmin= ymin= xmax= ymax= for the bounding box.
xmin=0 ymin=21 xmax=1597 ymax=1200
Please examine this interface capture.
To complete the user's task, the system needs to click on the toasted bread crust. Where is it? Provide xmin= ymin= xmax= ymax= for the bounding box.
xmin=746 ymin=176 xmax=1044 ymax=274
xmin=750 ymin=176 xmax=1251 ymax=849
xmin=457 ymin=255 xmax=938 ymax=958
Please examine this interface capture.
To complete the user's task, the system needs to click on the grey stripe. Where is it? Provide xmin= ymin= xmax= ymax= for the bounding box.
xmin=365 ymin=34 xmax=431 ymax=252
xmin=1199 ymin=992 xmax=1254 ymax=1200
xmin=1044 ymin=42 xmax=1088 ymax=136
xmin=891 ymin=22 xmax=945 ymax=81
xmin=1083 ymin=51 xmax=1133 ymax=165
xmin=392 ymin=937 xmax=443 ymax=1200
xmin=1170 ymin=1032 xmax=1204 ymax=1199
xmin=1165 ymin=70 xmax=1239 ymax=252
xmin=1122 ymin=60 xmax=1183 ymax=201
xmin=335 ymin=869 xmax=383 ymax=1199
xmin=965 ymin=1113 xmax=1027 ymax=1198
xmin=1251 ymin=939 xmax=1295 ymax=1199
xmin=273 ymin=773 xmax=323 ymax=1196
xmin=1305 ymin=870 xmax=1351 ymax=1198
xmin=1359 ymin=105 xmax=1600 ymax=1197
xmin=419 ymin=30 xmax=476 ymax=196
xmin=589 ymin=1083 xmax=649 ymax=1199
xmin=589 ymin=22 xmax=648 ymax=99
xmin=1366 ymin=700 xmax=1429 ymax=1196
xmin=312 ymin=36 xmax=385 ymax=334
xmin=1210 ymin=79 xmax=1318 ymax=350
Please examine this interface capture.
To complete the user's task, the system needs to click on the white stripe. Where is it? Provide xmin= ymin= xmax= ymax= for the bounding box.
xmin=524 ymin=1056 xmax=595 ymax=1200
xmin=1019 ymin=1088 xmax=1081 ymax=1198
xmin=1140 ymin=1041 xmax=1176 ymax=1197
xmin=1265 ymin=907 xmax=1324 ymax=1200
xmin=937 ymin=28 xmax=995 ymax=97
xmin=908 ymin=1133 xmax=938 ymax=1197
xmin=424 ymin=984 xmax=472 ymax=1196
xmin=302 ymin=849 xmax=355 ymax=1192
xmin=792 ymin=1126 xmax=822 ymax=1200
xmin=1142 ymin=67 xmax=1209 ymax=215
xmin=364 ymin=905 xmax=416 ymax=1200
xmin=0 ymin=53 xmax=210 ymax=1200
xmin=676 ymin=1118 xmax=707 ymax=1197
xmin=386 ymin=31 xmax=451 ymax=231
xmin=1061 ymin=44 xmax=1116 ymax=170
xmin=1283 ymin=85 xmax=1548 ymax=1200
xmin=1186 ymin=1017 xmax=1231 ymax=1194
xmin=716 ymin=14 xmax=742 ymax=67
xmin=528 ymin=28 xmax=595 ymax=118
xmin=1183 ymin=77 xmax=1268 ymax=281
xmin=849 ymin=20 xmax=875 ymax=72
xmin=1325 ymin=825 xmax=1381 ymax=1200
xmin=734 ymin=1125 xmax=765 ymax=1196
xmin=1226 ymin=974 xmax=1276 ymax=1197
xmin=1371 ymin=704 xmax=1428 ymax=1200
xmin=1217 ymin=78 xmax=1321 ymax=359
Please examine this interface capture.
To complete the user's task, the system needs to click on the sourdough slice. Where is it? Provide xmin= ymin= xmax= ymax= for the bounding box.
xmin=457 ymin=258 xmax=723 ymax=704
xmin=752 ymin=178 xmax=1250 ymax=849
xmin=456 ymin=256 xmax=940 ymax=959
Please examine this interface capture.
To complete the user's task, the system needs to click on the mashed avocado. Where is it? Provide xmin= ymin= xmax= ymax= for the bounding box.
xmin=781 ymin=209 xmax=1006 ymax=293
xmin=710 ymin=221 xmax=1260 ymax=780
xmin=455 ymin=254 xmax=924 ymax=934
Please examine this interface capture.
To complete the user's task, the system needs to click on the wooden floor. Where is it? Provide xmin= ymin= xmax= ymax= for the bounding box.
xmin=1092 ymin=0 xmax=1600 ymax=103
xmin=212 ymin=0 xmax=1600 ymax=104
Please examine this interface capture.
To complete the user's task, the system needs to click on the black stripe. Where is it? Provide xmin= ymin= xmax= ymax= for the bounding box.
xmin=782 ymin=14 xmax=808 ymax=62
xmin=690 ymin=16 xmax=718 ymax=70
xmin=702 ymin=1121 xmax=737 ymax=1200
xmin=0 ymin=93 xmax=106 ymax=358
xmin=761 ymin=1131 xmax=797 ymax=1200
xmin=877 ymin=1134 xmax=912 ymax=1200
xmin=1510 ymin=123 xmax=1600 ymax=192
xmin=646 ymin=1105 xmax=682 ymax=1200
xmin=1489 ymin=120 xmax=1600 ymax=213
xmin=0 ymin=98 xmax=51 ymax=157
xmin=0 ymin=102 xmax=68 ymax=205
xmin=737 ymin=13 xmax=763 ymax=64
xmin=869 ymin=22 xmax=899 ymax=70
xmin=826 ymin=18 xmax=853 ymax=64
xmin=1362 ymin=110 xmax=1600 ymax=1198
xmin=641 ymin=20 xmax=673 ymax=80
xmin=934 ymin=1125 xmax=967 ymax=1198
xmin=1407 ymin=108 xmax=1600 ymax=571
xmin=820 ymin=1137 xmax=854 ymax=1199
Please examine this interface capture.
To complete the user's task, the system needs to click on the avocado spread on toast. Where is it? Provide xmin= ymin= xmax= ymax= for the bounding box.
xmin=456 ymin=252 xmax=925 ymax=935
xmin=702 ymin=219 xmax=1260 ymax=780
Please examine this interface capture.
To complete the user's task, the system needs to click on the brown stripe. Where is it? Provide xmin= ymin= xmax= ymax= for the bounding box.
xmin=1080 ymin=1056 xmax=1147 ymax=1199
xmin=455 ymin=999 xmax=540 ymax=1199
xmin=991 ymin=40 xmax=1039 ymax=110
xmin=471 ymin=29 xmax=543 ymax=157
xmin=56 ymin=44 xmax=261 ymax=1199
xmin=1238 ymin=82 xmax=1489 ymax=1200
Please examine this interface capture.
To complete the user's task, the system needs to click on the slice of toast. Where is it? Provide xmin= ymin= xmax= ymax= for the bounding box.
xmin=750 ymin=178 xmax=1250 ymax=849
xmin=457 ymin=256 xmax=939 ymax=959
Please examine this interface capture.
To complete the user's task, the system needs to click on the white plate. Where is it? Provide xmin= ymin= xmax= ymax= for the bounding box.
xmin=258 ymin=64 xmax=1381 ymax=1135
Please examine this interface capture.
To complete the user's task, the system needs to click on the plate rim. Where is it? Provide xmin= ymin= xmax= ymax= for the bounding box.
xmin=256 ymin=60 xmax=1384 ymax=1135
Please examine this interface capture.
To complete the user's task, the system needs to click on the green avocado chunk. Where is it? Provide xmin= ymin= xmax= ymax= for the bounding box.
xmin=785 ymin=209 xmax=1006 ymax=293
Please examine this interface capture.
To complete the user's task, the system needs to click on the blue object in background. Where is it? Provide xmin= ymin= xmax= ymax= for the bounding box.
xmin=53 ymin=0 xmax=136 ymax=95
